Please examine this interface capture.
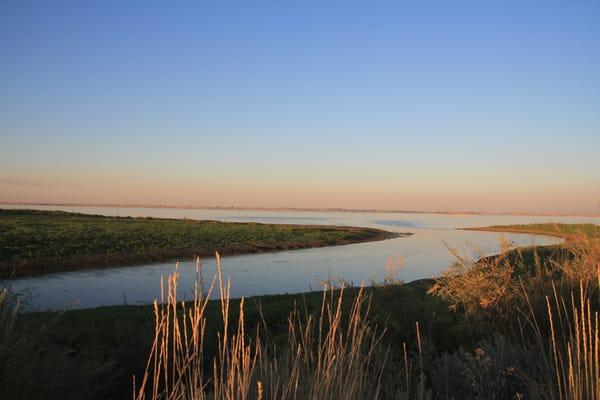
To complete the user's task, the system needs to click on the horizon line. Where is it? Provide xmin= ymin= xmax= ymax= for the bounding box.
xmin=1 ymin=201 xmax=599 ymax=218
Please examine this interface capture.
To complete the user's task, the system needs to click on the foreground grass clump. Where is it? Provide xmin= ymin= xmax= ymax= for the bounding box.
xmin=429 ymin=234 xmax=600 ymax=399
xmin=0 ymin=209 xmax=397 ymax=278
xmin=135 ymin=255 xmax=393 ymax=399
xmin=133 ymin=255 xmax=451 ymax=400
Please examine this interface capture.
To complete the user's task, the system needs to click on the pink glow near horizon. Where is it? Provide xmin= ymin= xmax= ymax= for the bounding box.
xmin=1 ymin=173 xmax=599 ymax=215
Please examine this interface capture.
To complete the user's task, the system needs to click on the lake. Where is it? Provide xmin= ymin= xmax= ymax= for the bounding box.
xmin=5 ymin=205 xmax=599 ymax=310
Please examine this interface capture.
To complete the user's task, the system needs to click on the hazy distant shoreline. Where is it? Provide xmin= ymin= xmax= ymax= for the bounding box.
xmin=1 ymin=201 xmax=598 ymax=218
xmin=461 ymin=223 xmax=600 ymax=239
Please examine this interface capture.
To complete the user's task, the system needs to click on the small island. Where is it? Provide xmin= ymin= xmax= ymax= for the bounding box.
xmin=0 ymin=209 xmax=403 ymax=278
xmin=461 ymin=222 xmax=600 ymax=239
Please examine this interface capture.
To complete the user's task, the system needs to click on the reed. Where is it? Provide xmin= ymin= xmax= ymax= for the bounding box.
xmin=543 ymin=269 xmax=600 ymax=400
xmin=133 ymin=253 xmax=410 ymax=400
xmin=133 ymin=236 xmax=600 ymax=399
xmin=430 ymin=235 xmax=600 ymax=399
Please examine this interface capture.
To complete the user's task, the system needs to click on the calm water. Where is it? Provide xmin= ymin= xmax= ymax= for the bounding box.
xmin=5 ymin=205 xmax=600 ymax=311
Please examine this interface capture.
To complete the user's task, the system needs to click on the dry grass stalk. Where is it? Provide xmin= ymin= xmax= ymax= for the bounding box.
xmin=430 ymin=234 xmax=600 ymax=399
xmin=134 ymin=253 xmax=391 ymax=400
xmin=428 ymin=237 xmax=520 ymax=320
xmin=545 ymin=281 xmax=600 ymax=400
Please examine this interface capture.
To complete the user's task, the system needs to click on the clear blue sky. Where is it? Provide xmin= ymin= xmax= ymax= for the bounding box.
xmin=1 ymin=1 xmax=599 ymax=213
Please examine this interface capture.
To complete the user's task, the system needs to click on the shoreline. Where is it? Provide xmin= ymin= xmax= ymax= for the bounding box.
xmin=20 ymin=236 xmax=561 ymax=312
xmin=459 ymin=226 xmax=568 ymax=239
xmin=1 ymin=224 xmax=405 ymax=280
xmin=12 ymin=224 xmax=570 ymax=312
xmin=2 ymin=202 xmax=599 ymax=218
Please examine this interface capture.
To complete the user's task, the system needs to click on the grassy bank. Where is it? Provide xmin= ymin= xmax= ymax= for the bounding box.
xmin=462 ymin=222 xmax=600 ymax=239
xmin=0 ymin=209 xmax=400 ymax=278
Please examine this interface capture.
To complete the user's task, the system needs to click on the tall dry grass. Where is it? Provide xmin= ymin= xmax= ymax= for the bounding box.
xmin=545 ymin=283 xmax=600 ymax=400
xmin=542 ymin=238 xmax=600 ymax=400
xmin=430 ymin=235 xmax=600 ymax=399
xmin=428 ymin=237 xmax=521 ymax=322
xmin=133 ymin=235 xmax=600 ymax=399
xmin=133 ymin=253 xmax=423 ymax=400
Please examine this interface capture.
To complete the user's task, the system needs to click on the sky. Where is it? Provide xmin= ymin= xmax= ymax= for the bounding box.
xmin=1 ymin=1 xmax=600 ymax=214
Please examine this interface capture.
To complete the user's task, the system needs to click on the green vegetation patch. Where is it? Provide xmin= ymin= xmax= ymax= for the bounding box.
xmin=463 ymin=222 xmax=600 ymax=238
xmin=0 ymin=209 xmax=398 ymax=278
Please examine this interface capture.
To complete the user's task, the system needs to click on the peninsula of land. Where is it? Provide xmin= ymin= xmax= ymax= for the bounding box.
xmin=0 ymin=209 xmax=403 ymax=278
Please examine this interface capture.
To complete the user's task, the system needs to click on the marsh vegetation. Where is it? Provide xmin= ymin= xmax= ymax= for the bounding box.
xmin=0 ymin=209 xmax=397 ymax=278
xmin=1 ymin=223 xmax=599 ymax=399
